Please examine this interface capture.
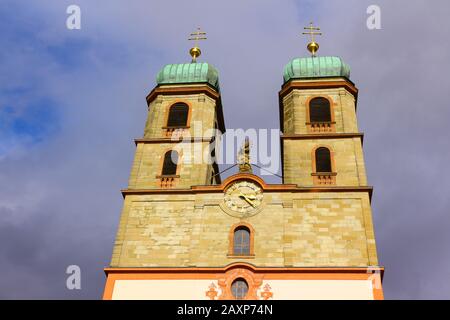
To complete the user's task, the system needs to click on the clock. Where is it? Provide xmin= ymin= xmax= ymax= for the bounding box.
xmin=223 ymin=181 xmax=263 ymax=217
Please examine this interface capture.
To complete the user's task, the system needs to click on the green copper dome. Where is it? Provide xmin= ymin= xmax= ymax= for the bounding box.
xmin=283 ymin=56 xmax=350 ymax=83
xmin=156 ymin=62 xmax=219 ymax=89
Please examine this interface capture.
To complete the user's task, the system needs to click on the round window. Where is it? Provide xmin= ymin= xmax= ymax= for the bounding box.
xmin=231 ymin=278 xmax=249 ymax=299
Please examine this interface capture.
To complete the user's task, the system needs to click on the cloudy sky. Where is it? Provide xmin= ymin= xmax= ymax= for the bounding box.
xmin=1 ymin=0 xmax=450 ymax=299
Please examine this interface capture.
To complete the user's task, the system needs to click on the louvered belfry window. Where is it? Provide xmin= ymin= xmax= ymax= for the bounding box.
xmin=167 ymin=103 xmax=189 ymax=127
xmin=315 ymin=147 xmax=332 ymax=173
xmin=161 ymin=150 xmax=178 ymax=176
xmin=309 ymin=97 xmax=331 ymax=123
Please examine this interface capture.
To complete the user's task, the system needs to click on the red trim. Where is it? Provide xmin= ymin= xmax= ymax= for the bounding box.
xmin=103 ymin=264 xmax=384 ymax=300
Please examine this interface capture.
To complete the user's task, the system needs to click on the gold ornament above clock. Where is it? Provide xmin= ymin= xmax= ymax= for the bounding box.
xmin=221 ymin=180 xmax=264 ymax=218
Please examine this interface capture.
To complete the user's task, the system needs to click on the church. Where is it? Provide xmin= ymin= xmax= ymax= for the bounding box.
xmin=102 ymin=25 xmax=384 ymax=300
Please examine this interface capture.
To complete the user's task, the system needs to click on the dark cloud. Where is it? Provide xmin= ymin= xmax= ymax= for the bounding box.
xmin=0 ymin=0 xmax=449 ymax=299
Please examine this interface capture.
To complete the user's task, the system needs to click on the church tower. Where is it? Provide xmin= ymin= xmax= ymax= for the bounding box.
xmin=103 ymin=26 xmax=383 ymax=300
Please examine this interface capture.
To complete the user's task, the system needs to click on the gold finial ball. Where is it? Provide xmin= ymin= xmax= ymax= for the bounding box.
xmin=307 ymin=41 xmax=319 ymax=56
xmin=189 ymin=47 xmax=201 ymax=61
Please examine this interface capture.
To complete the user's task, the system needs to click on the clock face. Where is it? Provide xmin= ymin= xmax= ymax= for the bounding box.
xmin=224 ymin=181 xmax=263 ymax=216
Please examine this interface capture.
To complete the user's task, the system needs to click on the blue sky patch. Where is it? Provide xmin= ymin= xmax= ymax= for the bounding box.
xmin=0 ymin=97 xmax=60 ymax=151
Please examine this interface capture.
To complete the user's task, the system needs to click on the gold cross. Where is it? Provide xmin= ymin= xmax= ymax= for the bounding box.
xmin=302 ymin=22 xmax=322 ymax=56
xmin=302 ymin=22 xmax=322 ymax=42
xmin=188 ymin=27 xmax=207 ymax=47
xmin=188 ymin=27 xmax=207 ymax=62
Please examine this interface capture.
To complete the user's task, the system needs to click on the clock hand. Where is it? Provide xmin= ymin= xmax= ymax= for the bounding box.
xmin=239 ymin=193 xmax=256 ymax=207
xmin=239 ymin=195 xmax=255 ymax=207
xmin=238 ymin=191 xmax=257 ymax=200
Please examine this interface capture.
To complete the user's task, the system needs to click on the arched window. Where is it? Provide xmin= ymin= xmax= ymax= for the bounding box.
xmin=315 ymin=147 xmax=332 ymax=173
xmin=167 ymin=103 xmax=189 ymax=127
xmin=231 ymin=278 xmax=249 ymax=299
xmin=233 ymin=226 xmax=250 ymax=256
xmin=309 ymin=97 xmax=331 ymax=123
xmin=161 ymin=150 xmax=178 ymax=176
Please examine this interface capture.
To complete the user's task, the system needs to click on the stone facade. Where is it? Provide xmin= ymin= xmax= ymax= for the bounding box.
xmin=104 ymin=73 xmax=383 ymax=300
xmin=281 ymin=83 xmax=359 ymax=135
xmin=143 ymin=89 xmax=219 ymax=139
xmin=282 ymin=137 xmax=367 ymax=186
xmin=128 ymin=85 xmax=223 ymax=189
xmin=110 ymin=189 xmax=377 ymax=268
